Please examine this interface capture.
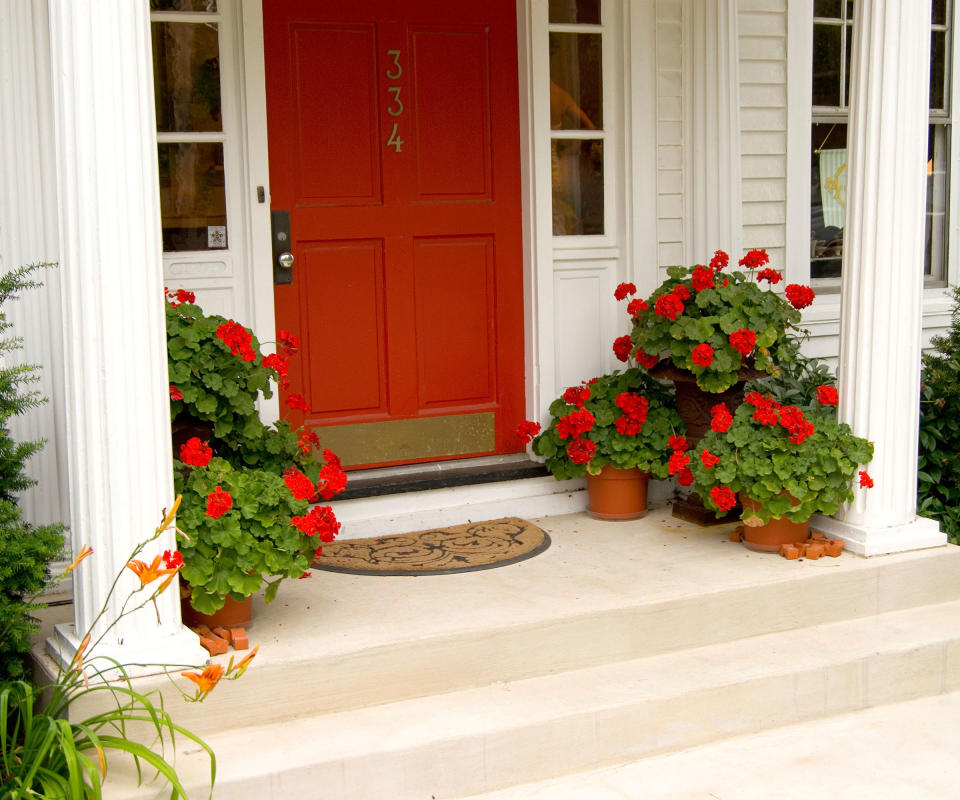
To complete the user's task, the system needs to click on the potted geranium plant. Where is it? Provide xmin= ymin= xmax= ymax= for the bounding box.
xmin=166 ymin=291 xmax=347 ymax=619
xmin=518 ymin=368 xmax=684 ymax=519
xmin=687 ymin=386 xmax=874 ymax=551
xmin=614 ymin=250 xmax=816 ymax=442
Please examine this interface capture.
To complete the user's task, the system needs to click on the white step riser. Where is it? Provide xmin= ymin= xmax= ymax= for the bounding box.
xmin=185 ymin=628 xmax=960 ymax=799
xmin=88 ymin=548 xmax=960 ymax=740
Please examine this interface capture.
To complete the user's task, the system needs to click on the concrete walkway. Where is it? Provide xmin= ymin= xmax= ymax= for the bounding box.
xmin=464 ymin=690 xmax=960 ymax=799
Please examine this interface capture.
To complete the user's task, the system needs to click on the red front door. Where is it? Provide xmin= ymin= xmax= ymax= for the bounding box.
xmin=263 ymin=0 xmax=526 ymax=469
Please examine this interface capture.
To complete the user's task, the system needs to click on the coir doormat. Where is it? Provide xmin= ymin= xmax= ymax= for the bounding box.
xmin=311 ymin=517 xmax=550 ymax=576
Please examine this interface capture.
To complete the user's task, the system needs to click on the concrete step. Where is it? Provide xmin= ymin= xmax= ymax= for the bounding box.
xmin=110 ymin=597 xmax=960 ymax=799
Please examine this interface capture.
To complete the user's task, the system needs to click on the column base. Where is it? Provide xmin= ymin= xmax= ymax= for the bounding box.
xmin=811 ymin=514 xmax=947 ymax=557
xmin=46 ymin=621 xmax=209 ymax=679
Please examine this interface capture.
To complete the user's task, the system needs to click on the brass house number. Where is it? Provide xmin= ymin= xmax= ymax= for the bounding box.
xmin=385 ymin=49 xmax=404 ymax=152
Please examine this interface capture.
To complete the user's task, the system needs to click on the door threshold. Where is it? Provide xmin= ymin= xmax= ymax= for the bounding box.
xmin=339 ymin=454 xmax=549 ymax=501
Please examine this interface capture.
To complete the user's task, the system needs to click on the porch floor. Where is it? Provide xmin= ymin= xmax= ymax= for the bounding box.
xmin=85 ymin=501 xmax=960 ymax=799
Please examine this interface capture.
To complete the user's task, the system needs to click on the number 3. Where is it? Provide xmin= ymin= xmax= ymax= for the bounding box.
xmin=385 ymin=49 xmax=402 ymax=79
xmin=387 ymin=86 xmax=403 ymax=116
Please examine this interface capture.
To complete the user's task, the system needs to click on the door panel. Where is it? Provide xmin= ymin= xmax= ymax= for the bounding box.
xmin=264 ymin=0 xmax=525 ymax=468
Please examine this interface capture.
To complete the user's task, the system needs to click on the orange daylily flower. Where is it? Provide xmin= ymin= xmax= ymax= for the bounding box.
xmin=181 ymin=664 xmax=224 ymax=697
xmin=160 ymin=495 xmax=182 ymax=531
xmin=225 ymin=644 xmax=260 ymax=679
xmin=126 ymin=555 xmax=180 ymax=587
xmin=65 ymin=545 xmax=94 ymax=575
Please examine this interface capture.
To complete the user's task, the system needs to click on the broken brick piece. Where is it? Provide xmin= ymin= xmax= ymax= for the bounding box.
xmin=824 ymin=539 xmax=844 ymax=557
xmin=729 ymin=526 xmax=744 ymax=542
xmin=212 ymin=626 xmax=232 ymax=644
xmin=198 ymin=635 xmax=229 ymax=656
xmin=191 ymin=624 xmax=213 ymax=638
xmin=805 ymin=542 xmax=825 ymax=559
xmin=809 ymin=530 xmax=826 ymax=540
xmin=230 ymin=627 xmax=249 ymax=651
xmin=779 ymin=544 xmax=800 ymax=560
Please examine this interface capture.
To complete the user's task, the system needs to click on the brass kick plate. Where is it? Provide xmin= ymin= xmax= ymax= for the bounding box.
xmin=316 ymin=412 xmax=495 ymax=467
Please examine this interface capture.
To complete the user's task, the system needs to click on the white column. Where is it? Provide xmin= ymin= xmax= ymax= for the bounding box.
xmin=683 ymin=0 xmax=742 ymax=263
xmin=813 ymin=0 xmax=945 ymax=557
xmin=45 ymin=0 xmax=205 ymax=668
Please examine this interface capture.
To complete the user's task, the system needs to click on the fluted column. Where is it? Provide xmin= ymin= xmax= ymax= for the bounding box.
xmin=46 ymin=0 xmax=205 ymax=667
xmin=813 ymin=0 xmax=945 ymax=556
xmin=683 ymin=0 xmax=742 ymax=262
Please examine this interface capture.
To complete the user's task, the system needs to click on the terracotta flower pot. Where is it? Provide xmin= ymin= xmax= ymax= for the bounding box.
xmin=586 ymin=466 xmax=650 ymax=520
xmin=738 ymin=494 xmax=810 ymax=552
xmin=181 ymin=592 xmax=253 ymax=629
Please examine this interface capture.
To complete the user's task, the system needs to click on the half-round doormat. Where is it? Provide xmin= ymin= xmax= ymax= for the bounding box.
xmin=311 ymin=517 xmax=550 ymax=576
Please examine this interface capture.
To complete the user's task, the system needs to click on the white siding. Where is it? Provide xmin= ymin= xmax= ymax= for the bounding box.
xmin=656 ymin=0 xmax=684 ymax=273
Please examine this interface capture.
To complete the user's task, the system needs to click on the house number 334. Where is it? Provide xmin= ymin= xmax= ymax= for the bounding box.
xmin=385 ymin=49 xmax=404 ymax=152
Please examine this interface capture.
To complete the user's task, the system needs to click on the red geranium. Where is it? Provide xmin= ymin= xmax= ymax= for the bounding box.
xmin=691 ymin=265 xmax=715 ymax=292
xmin=627 ymin=298 xmax=648 ymax=317
xmin=556 ymin=409 xmax=596 ymax=440
xmin=169 ymin=385 xmax=183 ymax=401
xmin=634 ymin=348 xmax=659 ymax=369
xmin=785 ymin=284 xmax=816 ymax=309
xmin=564 ymin=385 xmax=592 ymax=408
xmin=285 ymin=393 xmax=310 ymax=412
xmin=278 ymin=329 xmax=300 ymax=355
xmin=859 ymin=470 xmax=874 ymax=488
xmin=672 ymin=284 xmax=691 ymax=301
xmin=668 ymin=451 xmax=691 ymax=476
xmin=710 ymin=485 xmax=737 ymax=511
xmin=215 ymin=320 xmax=256 ymax=361
xmin=700 ymin=449 xmax=720 ymax=469
xmin=710 ymin=250 xmax=729 ymax=272
xmin=284 ymin=467 xmax=316 ymax=501
xmin=710 ymin=403 xmax=733 ymax=433
xmin=691 ymin=343 xmax=714 ymax=367
xmin=677 ymin=467 xmax=695 ymax=486
xmin=614 ymin=282 xmax=637 ymax=300
xmin=728 ymin=329 xmax=757 ymax=356
xmin=756 ymin=268 xmax=783 ymax=284
xmin=654 ymin=293 xmax=685 ymax=321
xmin=816 ymin=385 xmax=839 ymax=406
xmin=738 ymin=249 xmax=770 ymax=270
xmin=613 ymin=335 xmax=634 ymax=362
xmin=263 ymin=353 xmax=288 ymax=379
xmin=179 ymin=437 xmax=213 ymax=468
xmin=567 ymin=438 xmax=597 ymax=464
xmin=205 ymin=485 xmax=233 ymax=519
xmin=616 ymin=416 xmax=643 ymax=435
xmin=292 ymin=505 xmax=340 ymax=542
xmin=516 ymin=420 xmax=542 ymax=443
xmin=317 ymin=459 xmax=348 ymax=500
xmin=162 ymin=549 xmax=184 ymax=569
xmin=297 ymin=429 xmax=320 ymax=454
xmin=669 ymin=435 xmax=688 ymax=452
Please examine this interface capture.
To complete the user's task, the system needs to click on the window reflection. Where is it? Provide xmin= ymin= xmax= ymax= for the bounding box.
xmin=158 ymin=143 xmax=228 ymax=251
xmin=152 ymin=21 xmax=222 ymax=133
xmin=552 ymin=139 xmax=603 ymax=235
xmin=549 ymin=32 xmax=602 ymax=129
xmin=810 ymin=123 xmax=847 ymax=279
xmin=548 ymin=0 xmax=600 ymax=25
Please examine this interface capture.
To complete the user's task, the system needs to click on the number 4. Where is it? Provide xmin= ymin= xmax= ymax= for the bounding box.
xmin=386 ymin=122 xmax=404 ymax=153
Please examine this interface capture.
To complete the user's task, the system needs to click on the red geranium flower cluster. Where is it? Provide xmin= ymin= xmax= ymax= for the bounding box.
xmin=700 ymin=448 xmax=720 ymax=469
xmin=206 ymin=485 xmax=233 ymax=519
xmin=162 ymin=549 xmax=184 ymax=569
xmin=634 ymin=348 xmax=659 ymax=369
xmin=710 ymin=402 xmax=733 ymax=433
xmin=627 ymin=297 xmax=648 ymax=317
xmin=278 ymin=329 xmax=300 ymax=355
xmin=785 ymin=284 xmax=816 ymax=309
xmin=738 ymin=249 xmax=770 ymax=270
xmin=728 ymin=328 xmax=757 ymax=356
xmin=710 ymin=485 xmax=737 ymax=511
xmin=297 ymin=429 xmax=320 ymax=454
xmin=691 ymin=343 xmax=714 ymax=367
xmin=567 ymin=438 xmax=597 ymax=464
xmin=285 ymin=393 xmax=309 ymax=412
xmin=710 ymin=250 xmax=729 ymax=272
xmin=613 ymin=335 xmax=634 ymax=362
xmin=291 ymin=505 xmax=340 ymax=542
xmin=614 ymin=392 xmax=649 ymax=435
xmin=668 ymin=435 xmax=694 ymax=486
xmin=563 ymin=385 xmax=592 ymax=408
xmin=654 ymin=293 xmax=685 ymax=321
xmin=516 ymin=420 xmax=542 ymax=444
xmin=672 ymin=284 xmax=691 ymax=301
xmin=815 ymin=385 xmax=839 ymax=406
xmin=859 ymin=470 xmax=874 ymax=488
xmin=169 ymin=385 xmax=183 ymax=401
xmin=756 ymin=268 xmax=783 ymax=284
xmin=745 ymin=392 xmax=815 ymax=443
xmin=215 ymin=320 xmax=256 ymax=362
xmin=179 ymin=437 xmax=213 ymax=468
xmin=318 ymin=450 xmax=348 ymax=500
xmin=691 ymin=265 xmax=715 ymax=292
xmin=263 ymin=353 xmax=288 ymax=379
xmin=284 ymin=466 xmax=316 ymax=501
xmin=556 ymin=409 xmax=595 ymax=440
xmin=614 ymin=282 xmax=637 ymax=301
xmin=165 ymin=288 xmax=196 ymax=307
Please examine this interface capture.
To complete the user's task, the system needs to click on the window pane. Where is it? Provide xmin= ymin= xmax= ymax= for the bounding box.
xmin=552 ymin=139 xmax=604 ymax=235
xmin=813 ymin=0 xmax=842 ymax=18
xmin=150 ymin=0 xmax=219 ymax=10
xmin=933 ymin=0 xmax=948 ymax=26
xmin=158 ymin=142 xmax=227 ymax=251
xmin=812 ymin=24 xmax=842 ymax=106
xmin=810 ymin=123 xmax=848 ymax=279
xmin=550 ymin=33 xmax=602 ymax=130
xmin=844 ymin=23 xmax=853 ymax=106
xmin=152 ymin=21 xmax=222 ymax=132
xmin=931 ymin=30 xmax=947 ymax=110
xmin=549 ymin=0 xmax=600 ymax=24
xmin=926 ymin=124 xmax=950 ymax=278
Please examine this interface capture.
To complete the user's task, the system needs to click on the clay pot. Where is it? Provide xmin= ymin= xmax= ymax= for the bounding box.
xmin=586 ymin=466 xmax=650 ymax=520
xmin=181 ymin=592 xmax=253 ymax=629
xmin=738 ymin=494 xmax=811 ymax=552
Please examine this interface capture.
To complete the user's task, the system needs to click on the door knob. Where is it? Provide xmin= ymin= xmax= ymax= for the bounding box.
xmin=278 ymin=252 xmax=295 ymax=270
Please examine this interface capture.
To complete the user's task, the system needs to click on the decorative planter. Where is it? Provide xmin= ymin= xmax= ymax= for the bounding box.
xmin=739 ymin=494 xmax=810 ymax=552
xmin=586 ymin=466 xmax=650 ymax=520
xmin=181 ymin=592 xmax=253 ymax=629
